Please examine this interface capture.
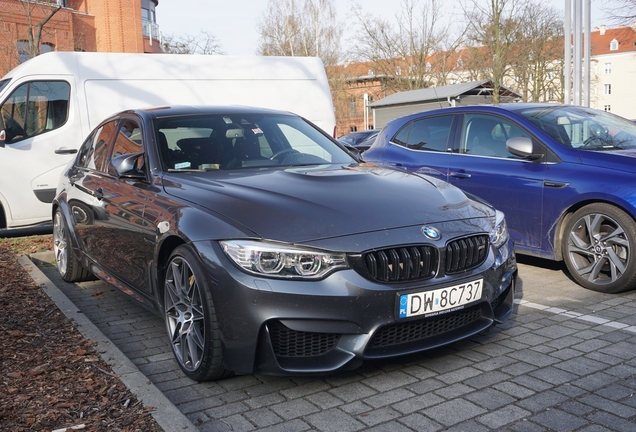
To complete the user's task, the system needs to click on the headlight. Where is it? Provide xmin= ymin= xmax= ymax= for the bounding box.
xmin=220 ymin=240 xmax=348 ymax=279
xmin=490 ymin=210 xmax=509 ymax=249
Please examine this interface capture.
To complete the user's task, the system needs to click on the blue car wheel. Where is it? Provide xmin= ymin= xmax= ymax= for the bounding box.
xmin=563 ymin=203 xmax=636 ymax=293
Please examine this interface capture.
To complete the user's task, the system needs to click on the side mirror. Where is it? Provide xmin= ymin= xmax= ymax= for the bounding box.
xmin=111 ymin=152 xmax=146 ymax=179
xmin=506 ymin=137 xmax=542 ymax=161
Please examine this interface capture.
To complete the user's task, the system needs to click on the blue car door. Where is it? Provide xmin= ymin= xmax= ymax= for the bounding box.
xmin=378 ymin=114 xmax=457 ymax=181
xmin=447 ymin=113 xmax=548 ymax=251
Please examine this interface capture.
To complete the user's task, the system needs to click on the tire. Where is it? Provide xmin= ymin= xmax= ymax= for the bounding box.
xmin=562 ymin=203 xmax=636 ymax=293
xmin=53 ymin=209 xmax=93 ymax=282
xmin=163 ymin=245 xmax=230 ymax=381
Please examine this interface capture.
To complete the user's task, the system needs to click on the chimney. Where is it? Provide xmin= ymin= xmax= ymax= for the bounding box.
xmin=600 ymin=25 xmax=606 ymax=35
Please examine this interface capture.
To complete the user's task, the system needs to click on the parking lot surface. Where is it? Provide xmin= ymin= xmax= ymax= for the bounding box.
xmin=30 ymin=253 xmax=636 ymax=431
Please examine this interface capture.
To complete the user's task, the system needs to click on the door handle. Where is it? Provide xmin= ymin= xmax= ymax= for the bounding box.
xmin=450 ymin=170 xmax=471 ymax=179
xmin=55 ymin=147 xmax=78 ymax=155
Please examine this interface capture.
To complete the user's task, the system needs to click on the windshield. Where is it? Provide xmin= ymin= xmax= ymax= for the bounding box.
xmin=155 ymin=112 xmax=355 ymax=171
xmin=515 ymin=105 xmax=636 ymax=150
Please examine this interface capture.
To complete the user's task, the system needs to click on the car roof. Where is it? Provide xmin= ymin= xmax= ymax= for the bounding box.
xmin=121 ymin=105 xmax=297 ymax=119
xmin=385 ymin=103 xmax=571 ymax=126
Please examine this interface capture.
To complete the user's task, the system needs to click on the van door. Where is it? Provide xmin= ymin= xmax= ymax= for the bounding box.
xmin=0 ymin=77 xmax=78 ymax=228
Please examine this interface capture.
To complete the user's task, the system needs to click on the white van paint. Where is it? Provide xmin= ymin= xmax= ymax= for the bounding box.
xmin=0 ymin=52 xmax=336 ymax=229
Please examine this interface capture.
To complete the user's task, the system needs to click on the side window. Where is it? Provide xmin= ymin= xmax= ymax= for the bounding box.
xmin=392 ymin=115 xmax=453 ymax=152
xmin=461 ymin=114 xmax=529 ymax=158
xmin=76 ymin=121 xmax=118 ymax=171
xmin=0 ymin=80 xmax=70 ymax=143
xmin=107 ymin=119 xmax=143 ymax=176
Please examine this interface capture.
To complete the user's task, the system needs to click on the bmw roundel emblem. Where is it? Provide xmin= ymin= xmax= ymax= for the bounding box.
xmin=421 ymin=226 xmax=441 ymax=240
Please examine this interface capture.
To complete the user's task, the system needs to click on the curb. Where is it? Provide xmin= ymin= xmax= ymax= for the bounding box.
xmin=20 ymin=252 xmax=198 ymax=432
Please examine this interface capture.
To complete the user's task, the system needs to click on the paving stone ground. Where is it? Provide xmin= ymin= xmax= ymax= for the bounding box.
xmin=32 ymin=253 xmax=636 ymax=431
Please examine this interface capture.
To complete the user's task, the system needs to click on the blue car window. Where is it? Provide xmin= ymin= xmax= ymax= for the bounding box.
xmin=392 ymin=115 xmax=453 ymax=152
xmin=461 ymin=114 xmax=527 ymax=159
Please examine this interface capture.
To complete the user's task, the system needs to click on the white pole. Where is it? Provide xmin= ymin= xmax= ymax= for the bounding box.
xmin=564 ymin=0 xmax=571 ymax=104
xmin=574 ymin=0 xmax=582 ymax=106
xmin=584 ymin=0 xmax=591 ymax=107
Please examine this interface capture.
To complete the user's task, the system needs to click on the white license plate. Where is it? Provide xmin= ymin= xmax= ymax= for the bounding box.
xmin=398 ymin=279 xmax=483 ymax=319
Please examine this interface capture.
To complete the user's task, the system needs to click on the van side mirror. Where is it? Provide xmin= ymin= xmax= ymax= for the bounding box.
xmin=111 ymin=152 xmax=146 ymax=179
xmin=506 ymin=137 xmax=542 ymax=161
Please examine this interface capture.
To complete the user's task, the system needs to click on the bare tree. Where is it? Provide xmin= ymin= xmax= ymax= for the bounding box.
xmin=509 ymin=0 xmax=564 ymax=102
xmin=350 ymin=0 xmax=463 ymax=92
xmin=257 ymin=0 xmax=342 ymax=66
xmin=20 ymin=0 xmax=62 ymax=59
xmin=606 ymin=0 xmax=636 ymax=22
xmin=461 ymin=0 xmax=525 ymax=103
xmin=162 ymin=31 xmax=224 ymax=55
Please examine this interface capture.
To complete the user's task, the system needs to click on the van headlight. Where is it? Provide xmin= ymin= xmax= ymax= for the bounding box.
xmin=490 ymin=210 xmax=509 ymax=249
xmin=220 ymin=240 xmax=348 ymax=279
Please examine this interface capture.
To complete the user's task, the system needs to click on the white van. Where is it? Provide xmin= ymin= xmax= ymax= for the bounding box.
xmin=0 ymin=52 xmax=336 ymax=229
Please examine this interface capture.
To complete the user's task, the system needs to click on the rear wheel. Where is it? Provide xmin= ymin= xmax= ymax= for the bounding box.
xmin=562 ymin=204 xmax=636 ymax=293
xmin=163 ymin=245 xmax=230 ymax=381
xmin=53 ymin=209 xmax=93 ymax=282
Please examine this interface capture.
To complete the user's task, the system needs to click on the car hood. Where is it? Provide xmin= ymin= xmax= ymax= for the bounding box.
xmin=161 ymin=164 xmax=494 ymax=243
xmin=579 ymin=148 xmax=636 ymax=174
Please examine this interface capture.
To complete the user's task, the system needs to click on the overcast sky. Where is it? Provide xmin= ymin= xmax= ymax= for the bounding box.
xmin=156 ymin=0 xmax=618 ymax=56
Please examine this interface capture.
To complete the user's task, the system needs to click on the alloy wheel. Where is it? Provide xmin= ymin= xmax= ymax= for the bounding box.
xmin=164 ymin=256 xmax=206 ymax=372
xmin=566 ymin=212 xmax=629 ymax=286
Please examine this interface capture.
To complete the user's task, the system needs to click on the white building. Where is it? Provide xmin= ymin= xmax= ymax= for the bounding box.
xmin=590 ymin=24 xmax=636 ymax=119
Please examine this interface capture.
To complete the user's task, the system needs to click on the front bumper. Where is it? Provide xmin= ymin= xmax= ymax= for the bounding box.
xmin=194 ymin=236 xmax=517 ymax=376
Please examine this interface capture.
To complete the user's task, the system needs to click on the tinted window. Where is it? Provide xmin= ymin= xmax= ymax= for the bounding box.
xmin=0 ymin=80 xmax=70 ymax=143
xmin=76 ymin=121 xmax=118 ymax=172
xmin=460 ymin=114 xmax=528 ymax=158
xmin=392 ymin=115 xmax=453 ymax=152
xmin=108 ymin=119 xmax=144 ymax=176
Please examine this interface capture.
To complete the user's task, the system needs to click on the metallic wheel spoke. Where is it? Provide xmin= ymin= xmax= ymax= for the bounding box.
xmin=607 ymin=248 xmax=627 ymax=277
xmin=164 ymin=255 xmax=205 ymax=373
xmin=568 ymin=230 xmax=591 ymax=251
xmin=566 ymin=208 xmax=632 ymax=288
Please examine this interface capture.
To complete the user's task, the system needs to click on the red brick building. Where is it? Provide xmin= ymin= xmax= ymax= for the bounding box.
xmin=0 ymin=0 xmax=161 ymax=76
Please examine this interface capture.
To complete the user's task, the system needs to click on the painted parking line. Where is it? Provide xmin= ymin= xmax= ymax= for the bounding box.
xmin=514 ymin=298 xmax=636 ymax=334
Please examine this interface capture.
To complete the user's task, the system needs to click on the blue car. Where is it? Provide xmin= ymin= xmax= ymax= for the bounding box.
xmin=364 ymin=103 xmax=636 ymax=293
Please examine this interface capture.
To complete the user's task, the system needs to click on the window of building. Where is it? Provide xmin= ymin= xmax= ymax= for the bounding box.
xmin=18 ymin=41 xmax=29 ymax=63
xmin=604 ymin=62 xmax=612 ymax=74
xmin=604 ymin=105 xmax=611 ymax=112
xmin=367 ymin=69 xmax=374 ymax=76
xmin=610 ymin=39 xmax=619 ymax=50
xmin=395 ymin=66 xmax=402 ymax=76
xmin=425 ymin=62 xmax=431 ymax=72
xmin=456 ymin=59 xmax=463 ymax=68
xmin=349 ymin=98 xmax=356 ymax=116
xmin=604 ymin=84 xmax=612 ymax=95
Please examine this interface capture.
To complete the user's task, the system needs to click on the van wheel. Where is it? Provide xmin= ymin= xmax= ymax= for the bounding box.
xmin=164 ymin=245 xmax=230 ymax=381
xmin=562 ymin=204 xmax=636 ymax=293
xmin=53 ymin=209 xmax=93 ymax=282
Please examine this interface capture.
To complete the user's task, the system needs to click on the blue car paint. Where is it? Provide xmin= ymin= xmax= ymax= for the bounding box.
xmin=363 ymin=104 xmax=636 ymax=261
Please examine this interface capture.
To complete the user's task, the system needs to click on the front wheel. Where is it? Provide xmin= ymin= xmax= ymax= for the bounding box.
xmin=163 ymin=245 xmax=230 ymax=381
xmin=562 ymin=204 xmax=636 ymax=293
